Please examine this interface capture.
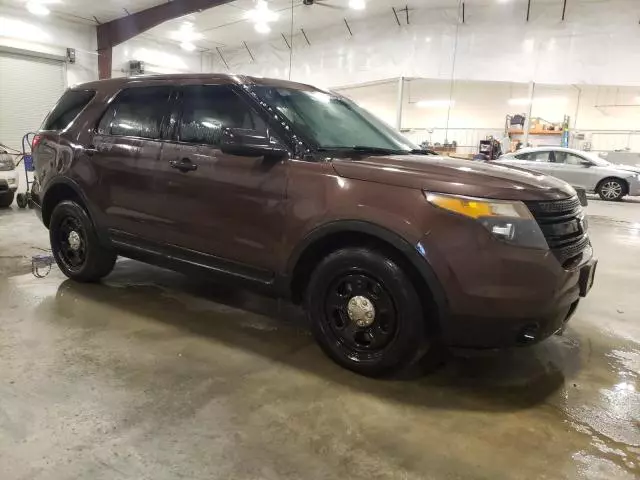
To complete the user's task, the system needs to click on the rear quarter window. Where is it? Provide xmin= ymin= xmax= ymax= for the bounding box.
xmin=42 ymin=90 xmax=95 ymax=131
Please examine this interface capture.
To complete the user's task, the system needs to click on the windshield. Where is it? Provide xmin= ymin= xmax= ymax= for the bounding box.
xmin=582 ymin=151 xmax=611 ymax=166
xmin=248 ymin=85 xmax=418 ymax=153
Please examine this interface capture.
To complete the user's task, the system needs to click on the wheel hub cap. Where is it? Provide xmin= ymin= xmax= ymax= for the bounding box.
xmin=68 ymin=231 xmax=81 ymax=251
xmin=602 ymin=182 xmax=622 ymax=199
xmin=347 ymin=295 xmax=376 ymax=327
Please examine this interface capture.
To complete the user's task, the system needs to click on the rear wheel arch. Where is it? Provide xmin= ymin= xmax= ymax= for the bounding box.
xmin=42 ymin=182 xmax=82 ymax=227
xmin=287 ymin=221 xmax=447 ymax=332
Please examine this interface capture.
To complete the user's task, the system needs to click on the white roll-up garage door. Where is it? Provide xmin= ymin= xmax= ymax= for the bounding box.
xmin=0 ymin=52 xmax=66 ymax=151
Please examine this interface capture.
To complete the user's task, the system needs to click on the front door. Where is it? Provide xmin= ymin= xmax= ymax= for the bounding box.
xmin=549 ymin=150 xmax=598 ymax=190
xmin=90 ymin=85 xmax=175 ymax=240
xmin=155 ymin=84 xmax=288 ymax=273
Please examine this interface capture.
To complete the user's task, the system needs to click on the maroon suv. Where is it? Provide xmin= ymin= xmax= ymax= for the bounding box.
xmin=31 ymin=74 xmax=597 ymax=376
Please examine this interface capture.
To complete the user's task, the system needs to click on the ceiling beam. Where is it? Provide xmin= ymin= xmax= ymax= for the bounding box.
xmin=96 ymin=0 xmax=234 ymax=79
xmin=97 ymin=0 xmax=234 ymax=50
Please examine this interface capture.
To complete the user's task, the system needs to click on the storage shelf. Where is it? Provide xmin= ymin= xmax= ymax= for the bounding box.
xmin=508 ymin=129 xmax=563 ymax=136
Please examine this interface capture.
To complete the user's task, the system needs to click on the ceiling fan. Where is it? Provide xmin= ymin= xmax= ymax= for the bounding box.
xmin=302 ymin=0 xmax=346 ymax=10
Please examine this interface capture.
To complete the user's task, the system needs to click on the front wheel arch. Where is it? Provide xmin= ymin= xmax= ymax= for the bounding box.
xmin=596 ymin=177 xmax=628 ymax=200
xmin=287 ymin=221 xmax=448 ymax=334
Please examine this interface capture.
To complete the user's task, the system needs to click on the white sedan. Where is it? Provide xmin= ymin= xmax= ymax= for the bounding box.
xmin=0 ymin=153 xmax=19 ymax=208
xmin=494 ymin=147 xmax=640 ymax=201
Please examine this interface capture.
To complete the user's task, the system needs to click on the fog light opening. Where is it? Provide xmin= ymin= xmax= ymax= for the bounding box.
xmin=517 ymin=323 xmax=540 ymax=345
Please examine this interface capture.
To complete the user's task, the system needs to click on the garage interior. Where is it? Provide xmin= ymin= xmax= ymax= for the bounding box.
xmin=0 ymin=0 xmax=639 ymax=479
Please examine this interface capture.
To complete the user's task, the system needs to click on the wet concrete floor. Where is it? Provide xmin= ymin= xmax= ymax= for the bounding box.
xmin=0 ymin=198 xmax=638 ymax=479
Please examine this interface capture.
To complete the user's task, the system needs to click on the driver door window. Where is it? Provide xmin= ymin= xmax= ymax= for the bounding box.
xmin=178 ymin=85 xmax=266 ymax=146
xmin=553 ymin=151 xmax=586 ymax=165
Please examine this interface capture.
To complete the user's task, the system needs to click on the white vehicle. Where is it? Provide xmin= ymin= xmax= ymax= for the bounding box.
xmin=0 ymin=152 xmax=19 ymax=208
xmin=495 ymin=146 xmax=640 ymax=201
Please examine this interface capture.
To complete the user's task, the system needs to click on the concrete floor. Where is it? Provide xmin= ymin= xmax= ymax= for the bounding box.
xmin=0 ymin=198 xmax=638 ymax=480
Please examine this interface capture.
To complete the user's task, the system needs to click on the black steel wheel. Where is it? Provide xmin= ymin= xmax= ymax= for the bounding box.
xmin=50 ymin=200 xmax=116 ymax=282
xmin=324 ymin=273 xmax=398 ymax=358
xmin=54 ymin=215 xmax=87 ymax=272
xmin=307 ymin=247 xmax=432 ymax=377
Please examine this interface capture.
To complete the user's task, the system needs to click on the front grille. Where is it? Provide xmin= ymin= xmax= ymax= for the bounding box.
xmin=525 ymin=196 xmax=589 ymax=268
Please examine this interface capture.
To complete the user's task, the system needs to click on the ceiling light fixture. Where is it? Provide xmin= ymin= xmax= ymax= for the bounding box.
xmin=26 ymin=1 xmax=50 ymax=16
xmin=349 ymin=0 xmax=366 ymax=9
xmin=508 ymin=97 xmax=568 ymax=106
xmin=254 ymin=22 xmax=271 ymax=34
xmin=508 ymin=98 xmax=531 ymax=106
xmin=416 ymin=99 xmax=455 ymax=108
xmin=246 ymin=0 xmax=279 ymax=23
xmin=170 ymin=21 xmax=203 ymax=49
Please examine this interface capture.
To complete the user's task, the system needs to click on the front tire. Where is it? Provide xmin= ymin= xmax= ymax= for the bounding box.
xmin=306 ymin=247 xmax=431 ymax=377
xmin=16 ymin=193 xmax=28 ymax=208
xmin=597 ymin=178 xmax=626 ymax=201
xmin=49 ymin=200 xmax=116 ymax=282
xmin=0 ymin=191 xmax=14 ymax=208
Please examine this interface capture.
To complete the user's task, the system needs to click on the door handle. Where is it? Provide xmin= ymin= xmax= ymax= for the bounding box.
xmin=169 ymin=158 xmax=198 ymax=173
xmin=84 ymin=145 xmax=99 ymax=156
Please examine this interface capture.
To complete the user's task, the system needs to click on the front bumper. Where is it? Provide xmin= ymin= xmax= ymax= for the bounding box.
xmin=0 ymin=170 xmax=19 ymax=193
xmin=421 ymin=221 xmax=595 ymax=349
xmin=628 ymin=179 xmax=640 ymax=196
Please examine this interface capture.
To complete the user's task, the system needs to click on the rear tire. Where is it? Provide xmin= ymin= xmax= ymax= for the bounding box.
xmin=50 ymin=200 xmax=116 ymax=282
xmin=0 ymin=191 xmax=14 ymax=208
xmin=306 ymin=247 xmax=431 ymax=377
xmin=597 ymin=178 xmax=626 ymax=201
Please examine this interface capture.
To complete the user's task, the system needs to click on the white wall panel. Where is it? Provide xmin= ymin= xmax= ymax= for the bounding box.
xmin=0 ymin=6 xmax=97 ymax=87
xmin=212 ymin=0 xmax=640 ymax=88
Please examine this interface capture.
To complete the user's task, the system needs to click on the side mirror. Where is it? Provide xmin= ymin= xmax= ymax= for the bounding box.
xmin=220 ymin=128 xmax=288 ymax=159
xmin=580 ymin=160 xmax=593 ymax=167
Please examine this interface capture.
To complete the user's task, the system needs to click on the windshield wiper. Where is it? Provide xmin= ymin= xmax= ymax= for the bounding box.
xmin=317 ymin=145 xmax=407 ymax=155
xmin=409 ymin=148 xmax=438 ymax=155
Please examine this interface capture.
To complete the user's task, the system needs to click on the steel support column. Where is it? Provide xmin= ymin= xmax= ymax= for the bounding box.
xmin=97 ymin=0 xmax=234 ymax=79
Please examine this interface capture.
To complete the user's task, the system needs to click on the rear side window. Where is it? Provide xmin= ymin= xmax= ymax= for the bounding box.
xmin=98 ymin=87 xmax=173 ymax=139
xmin=516 ymin=152 xmax=550 ymax=162
xmin=42 ymin=90 xmax=95 ymax=131
xmin=178 ymin=85 xmax=266 ymax=146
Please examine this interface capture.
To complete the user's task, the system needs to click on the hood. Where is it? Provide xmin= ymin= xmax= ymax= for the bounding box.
xmin=611 ymin=163 xmax=640 ymax=175
xmin=331 ymin=155 xmax=575 ymax=201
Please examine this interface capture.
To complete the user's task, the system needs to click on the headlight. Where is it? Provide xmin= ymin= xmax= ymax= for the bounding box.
xmin=425 ymin=192 xmax=548 ymax=249
xmin=0 ymin=158 xmax=15 ymax=171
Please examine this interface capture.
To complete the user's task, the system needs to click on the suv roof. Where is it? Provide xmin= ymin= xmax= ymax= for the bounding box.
xmin=73 ymin=74 xmax=318 ymax=92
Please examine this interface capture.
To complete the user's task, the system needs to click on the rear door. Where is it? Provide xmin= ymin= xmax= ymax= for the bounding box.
xmin=155 ymin=84 xmax=288 ymax=273
xmin=90 ymin=86 xmax=176 ymax=240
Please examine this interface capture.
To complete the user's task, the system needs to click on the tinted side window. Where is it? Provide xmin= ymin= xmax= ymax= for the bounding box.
xmin=179 ymin=85 xmax=266 ymax=146
xmin=98 ymin=87 xmax=173 ymax=139
xmin=43 ymin=90 xmax=95 ymax=131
